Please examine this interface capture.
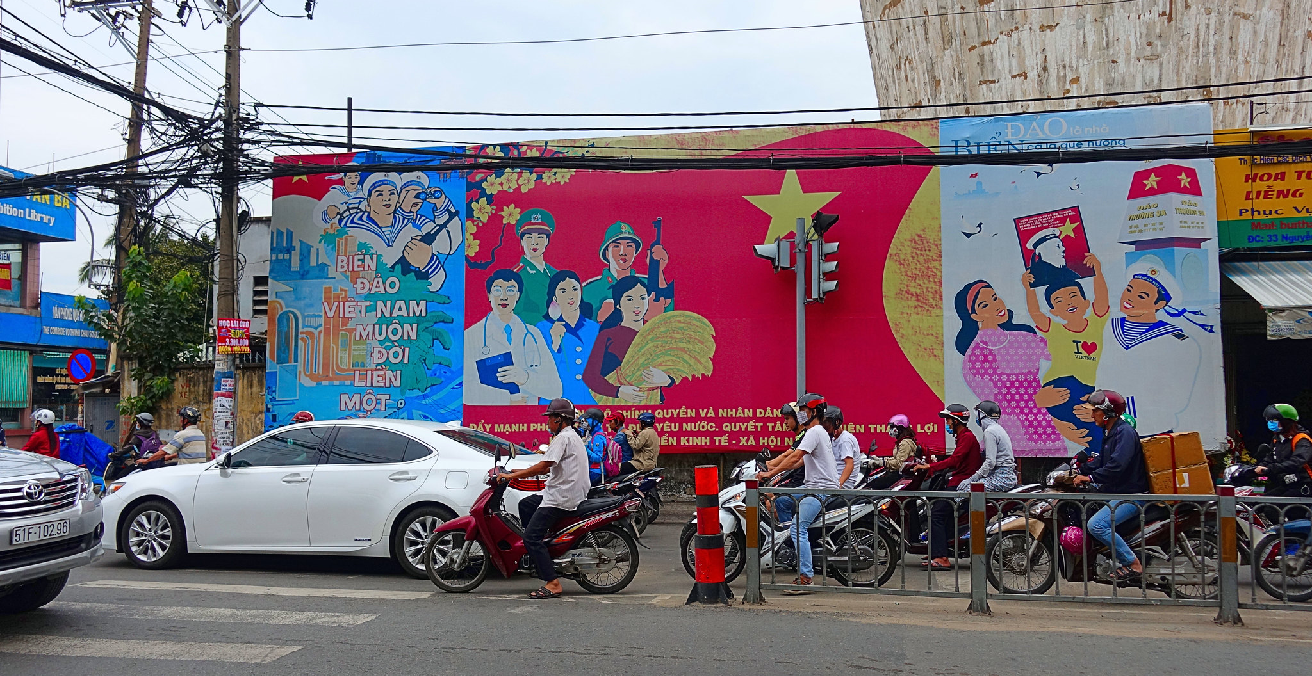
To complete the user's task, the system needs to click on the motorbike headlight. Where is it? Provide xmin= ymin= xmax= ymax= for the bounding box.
xmin=728 ymin=490 xmax=745 ymax=505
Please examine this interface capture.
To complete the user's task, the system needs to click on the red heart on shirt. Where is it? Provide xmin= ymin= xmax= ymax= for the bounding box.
xmin=1080 ymin=341 xmax=1098 ymax=356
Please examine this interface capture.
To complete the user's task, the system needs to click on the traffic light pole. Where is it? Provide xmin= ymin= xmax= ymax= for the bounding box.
xmin=794 ymin=217 xmax=806 ymax=400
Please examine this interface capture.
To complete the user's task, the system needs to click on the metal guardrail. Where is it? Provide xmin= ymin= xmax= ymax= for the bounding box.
xmin=741 ymin=480 xmax=1312 ymax=622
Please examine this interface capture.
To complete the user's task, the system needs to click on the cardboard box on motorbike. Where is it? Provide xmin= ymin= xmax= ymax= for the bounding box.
xmin=1141 ymin=431 xmax=1215 ymax=495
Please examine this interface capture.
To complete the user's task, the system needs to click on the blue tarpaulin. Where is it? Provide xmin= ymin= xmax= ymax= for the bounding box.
xmin=56 ymin=423 xmax=111 ymax=479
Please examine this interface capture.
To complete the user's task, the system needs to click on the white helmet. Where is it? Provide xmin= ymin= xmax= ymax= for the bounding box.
xmin=31 ymin=409 xmax=55 ymax=425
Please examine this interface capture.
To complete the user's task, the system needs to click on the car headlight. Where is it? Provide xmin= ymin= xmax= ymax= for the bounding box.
xmin=76 ymin=468 xmax=93 ymax=499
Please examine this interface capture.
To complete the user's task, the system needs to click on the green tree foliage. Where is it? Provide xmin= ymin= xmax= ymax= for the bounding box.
xmin=75 ymin=245 xmax=210 ymax=414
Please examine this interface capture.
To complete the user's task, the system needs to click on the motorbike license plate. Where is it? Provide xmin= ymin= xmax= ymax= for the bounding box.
xmin=11 ymin=519 xmax=70 ymax=546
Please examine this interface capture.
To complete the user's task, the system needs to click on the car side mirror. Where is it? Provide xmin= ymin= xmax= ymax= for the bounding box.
xmin=218 ymin=452 xmax=232 ymax=469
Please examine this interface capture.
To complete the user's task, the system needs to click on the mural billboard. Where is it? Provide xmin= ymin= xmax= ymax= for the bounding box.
xmin=940 ymin=103 xmax=1226 ymax=456
xmin=266 ymin=152 xmax=465 ymax=428
xmin=458 ymin=125 xmax=946 ymax=452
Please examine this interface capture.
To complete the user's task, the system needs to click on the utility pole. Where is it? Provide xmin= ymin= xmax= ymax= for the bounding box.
xmin=794 ymin=218 xmax=806 ymax=400
xmin=211 ymin=0 xmax=241 ymax=457
xmin=114 ymin=0 xmax=153 ymax=392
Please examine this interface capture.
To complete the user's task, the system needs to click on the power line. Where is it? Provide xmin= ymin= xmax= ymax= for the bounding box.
xmin=0 ymin=56 xmax=126 ymax=117
xmin=240 ymin=0 xmax=1142 ymax=54
xmin=254 ymin=73 xmax=1312 ymax=122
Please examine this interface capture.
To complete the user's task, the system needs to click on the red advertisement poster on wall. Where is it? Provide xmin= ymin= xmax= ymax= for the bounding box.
xmin=460 ymin=124 xmax=946 ymax=454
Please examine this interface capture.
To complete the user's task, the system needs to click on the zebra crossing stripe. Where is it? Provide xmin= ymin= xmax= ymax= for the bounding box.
xmin=49 ymin=602 xmax=377 ymax=626
xmin=0 ymin=635 xmax=300 ymax=663
xmin=76 ymin=579 xmax=432 ymax=600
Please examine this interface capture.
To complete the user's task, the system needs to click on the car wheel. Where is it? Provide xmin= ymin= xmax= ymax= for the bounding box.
xmin=123 ymin=500 xmax=187 ymax=569
xmin=0 ymin=572 xmax=69 ymax=614
xmin=393 ymin=505 xmax=456 ymax=579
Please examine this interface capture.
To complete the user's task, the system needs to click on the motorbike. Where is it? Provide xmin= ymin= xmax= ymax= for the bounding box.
xmin=678 ymin=453 xmax=900 ymax=587
xmin=1252 ymin=519 xmax=1312 ymax=602
xmin=984 ymin=464 xmax=1219 ymax=599
xmin=423 ymin=445 xmax=644 ymax=594
xmin=877 ymin=466 xmax=1043 ymax=561
xmin=587 ymin=468 xmax=664 ymax=535
xmin=102 ymin=445 xmax=144 ymax=485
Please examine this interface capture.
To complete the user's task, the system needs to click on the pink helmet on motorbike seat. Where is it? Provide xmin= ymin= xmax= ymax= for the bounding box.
xmin=1060 ymin=526 xmax=1088 ymax=554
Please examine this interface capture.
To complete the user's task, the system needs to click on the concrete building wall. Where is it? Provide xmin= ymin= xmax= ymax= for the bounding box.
xmin=860 ymin=0 xmax=1312 ymax=128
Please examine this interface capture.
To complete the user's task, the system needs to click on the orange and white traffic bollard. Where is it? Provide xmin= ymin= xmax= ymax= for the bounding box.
xmin=687 ymin=464 xmax=732 ymax=605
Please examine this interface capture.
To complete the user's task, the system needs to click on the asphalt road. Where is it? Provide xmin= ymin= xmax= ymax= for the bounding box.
xmin=1 ymin=507 xmax=1309 ymax=675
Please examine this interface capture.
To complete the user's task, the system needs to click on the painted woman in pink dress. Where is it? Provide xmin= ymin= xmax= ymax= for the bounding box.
xmin=954 ymin=280 xmax=1066 ymax=455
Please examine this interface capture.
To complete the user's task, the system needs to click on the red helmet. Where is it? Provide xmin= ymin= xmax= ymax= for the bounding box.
xmin=291 ymin=411 xmax=315 ymax=423
xmin=1087 ymin=390 xmax=1127 ymax=416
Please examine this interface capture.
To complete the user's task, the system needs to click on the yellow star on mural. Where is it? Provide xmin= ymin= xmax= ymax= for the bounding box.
xmin=744 ymin=170 xmax=840 ymax=244
xmin=1143 ymin=173 xmax=1161 ymax=190
xmin=291 ymin=174 xmax=310 ymax=183
xmin=1177 ymin=172 xmax=1192 ymax=188
xmin=1059 ymin=219 xmax=1079 ymax=239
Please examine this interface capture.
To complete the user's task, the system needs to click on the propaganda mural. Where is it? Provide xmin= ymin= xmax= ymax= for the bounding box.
xmin=267 ymin=105 xmax=1231 ymax=455
xmin=266 ymin=152 xmax=466 ymax=428
xmin=940 ymin=104 xmax=1226 ymax=455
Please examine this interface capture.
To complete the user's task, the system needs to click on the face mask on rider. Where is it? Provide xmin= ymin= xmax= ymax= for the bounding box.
xmin=1268 ymin=419 xmax=1282 ymax=433
xmin=888 ymin=427 xmax=898 ymax=438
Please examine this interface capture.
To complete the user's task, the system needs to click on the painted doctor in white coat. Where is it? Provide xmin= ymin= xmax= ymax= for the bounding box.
xmin=463 ymin=269 xmax=562 ymax=405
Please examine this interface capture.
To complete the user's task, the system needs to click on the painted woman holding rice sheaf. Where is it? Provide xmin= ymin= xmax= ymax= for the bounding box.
xmin=584 ymin=276 xmax=670 ymax=404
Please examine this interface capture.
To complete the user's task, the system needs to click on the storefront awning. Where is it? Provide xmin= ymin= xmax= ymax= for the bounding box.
xmin=1223 ymin=260 xmax=1312 ymax=339
xmin=1223 ymin=260 xmax=1312 ymax=309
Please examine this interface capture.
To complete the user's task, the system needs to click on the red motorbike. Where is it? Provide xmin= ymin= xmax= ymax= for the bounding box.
xmin=422 ymin=448 xmax=643 ymax=594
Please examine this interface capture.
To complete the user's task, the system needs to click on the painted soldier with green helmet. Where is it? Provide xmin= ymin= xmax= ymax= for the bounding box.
xmin=582 ymin=221 xmax=671 ymax=323
xmin=512 ymin=208 xmax=559 ymax=325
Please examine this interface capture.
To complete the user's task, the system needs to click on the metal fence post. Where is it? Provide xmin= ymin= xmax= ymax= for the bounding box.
xmin=1214 ymin=484 xmax=1243 ymax=625
xmin=967 ymin=482 xmax=991 ymax=616
xmin=742 ymin=478 xmax=764 ymax=604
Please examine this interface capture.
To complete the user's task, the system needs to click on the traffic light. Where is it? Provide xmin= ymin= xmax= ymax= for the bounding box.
xmin=811 ymin=211 xmax=840 ymax=238
xmin=752 ymin=236 xmax=793 ymax=272
xmin=809 ymin=237 xmax=838 ymax=302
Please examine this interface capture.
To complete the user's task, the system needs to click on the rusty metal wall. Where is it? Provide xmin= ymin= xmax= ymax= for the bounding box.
xmin=860 ymin=0 xmax=1312 ymax=128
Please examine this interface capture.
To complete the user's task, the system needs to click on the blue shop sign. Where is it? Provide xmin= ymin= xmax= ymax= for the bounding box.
xmin=0 ymin=165 xmax=76 ymax=242
xmin=1 ymin=293 xmax=108 ymax=349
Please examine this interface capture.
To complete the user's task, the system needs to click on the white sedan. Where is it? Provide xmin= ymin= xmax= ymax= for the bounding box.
xmin=101 ymin=420 xmax=536 ymax=578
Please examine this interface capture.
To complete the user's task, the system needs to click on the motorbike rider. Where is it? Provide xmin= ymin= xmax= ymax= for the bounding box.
xmin=864 ymin=414 xmax=918 ymax=490
xmin=915 ymin=404 xmax=985 ymax=570
xmin=582 ymin=408 xmax=609 ymax=485
xmin=1255 ymin=404 xmax=1312 ymax=519
xmin=21 ymin=409 xmax=60 ymax=459
xmin=763 ymin=402 xmax=807 ymax=524
xmin=1072 ymin=390 xmax=1149 ymax=582
xmin=139 ymin=407 xmax=208 ymax=467
xmin=821 ymin=406 xmax=859 ymax=489
xmin=498 ymin=397 xmax=590 ymax=599
xmin=619 ymin=411 xmax=660 ymax=475
xmin=605 ymin=411 xmax=633 ymax=471
xmin=758 ymin=393 xmax=839 ymax=590
xmin=124 ymin=413 xmax=164 ymax=470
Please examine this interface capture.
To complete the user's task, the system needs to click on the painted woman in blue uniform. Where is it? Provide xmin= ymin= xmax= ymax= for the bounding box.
xmin=536 ymin=270 xmax=600 ymax=405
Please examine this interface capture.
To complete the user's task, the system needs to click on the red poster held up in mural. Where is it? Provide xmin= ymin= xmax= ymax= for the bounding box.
xmin=1014 ymin=206 xmax=1095 ymax=288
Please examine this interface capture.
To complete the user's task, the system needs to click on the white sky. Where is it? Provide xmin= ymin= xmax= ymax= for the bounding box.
xmin=0 ymin=0 xmax=877 ymax=296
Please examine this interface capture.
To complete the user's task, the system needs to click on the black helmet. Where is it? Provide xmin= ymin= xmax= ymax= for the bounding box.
xmin=822 ymin=405 xmax=844 ymax=425
xmin=637 ymin=412 xmax=656 ymax=425
xmin=178 ymin=406 xmax=201 ymax=425
xmin=542 ymin=398 xmax=577 ymax=421
xmin=780 ymin=402 xmax=797 ymax=419
xmin=974 ymin=400 xmax=1001 ymax=419
xmin=1264 ymin=403 xmax=1299 ymax=422
xmin=796 ymin=393 xmax=826 ymax=423
xmin=939 ymin=404 xmax=970 ymax=426
xmin=583 ymin=407 xmax=604 ymax=423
